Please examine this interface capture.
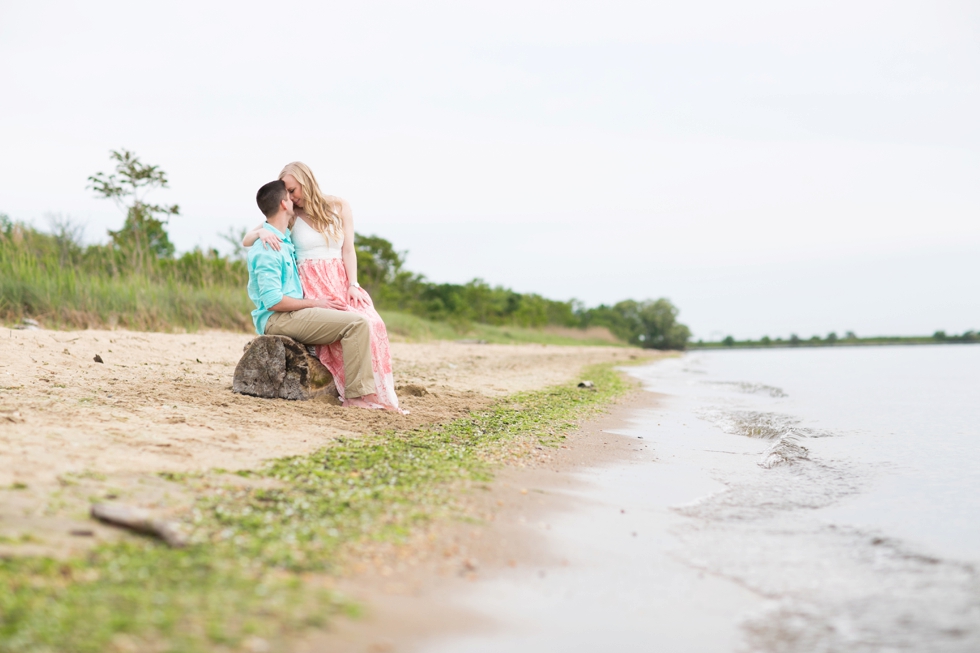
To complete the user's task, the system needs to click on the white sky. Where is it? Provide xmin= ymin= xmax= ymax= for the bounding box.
xmin=1 ymin=0 xmax=978 ymax=339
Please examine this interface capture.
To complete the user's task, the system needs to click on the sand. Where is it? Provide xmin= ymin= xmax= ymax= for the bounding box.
xmin=0 ymin=327 xmax=645 ymax=557
xmin=298 ymin=390 xmax=665 ymax=653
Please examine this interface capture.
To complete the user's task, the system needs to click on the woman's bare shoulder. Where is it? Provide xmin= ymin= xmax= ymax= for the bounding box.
xmin=325 ymin=196 xmax=353 ymax=220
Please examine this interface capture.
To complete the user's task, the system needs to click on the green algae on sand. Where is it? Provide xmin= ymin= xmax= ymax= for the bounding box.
xmin=0 ymin=363 xmax=635 ymax=653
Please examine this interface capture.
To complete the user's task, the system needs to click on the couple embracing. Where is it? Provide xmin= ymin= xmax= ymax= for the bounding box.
xmin=245 ymin=162 xmax=403 ymax=413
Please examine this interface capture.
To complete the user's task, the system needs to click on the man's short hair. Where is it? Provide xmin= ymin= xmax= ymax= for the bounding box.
xmin=256 ymin=180 xmax=287 ymax=218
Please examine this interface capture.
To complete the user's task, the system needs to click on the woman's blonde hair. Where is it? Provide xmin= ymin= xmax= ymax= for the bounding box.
xmin=278 ymin=162 xmax=342 ymax=241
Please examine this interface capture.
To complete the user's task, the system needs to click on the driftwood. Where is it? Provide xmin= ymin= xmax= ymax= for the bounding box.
xmin=90 ymin=502 xmax=188 ymax=548
xmin=232 ymin=335 xmax=339 ymax=401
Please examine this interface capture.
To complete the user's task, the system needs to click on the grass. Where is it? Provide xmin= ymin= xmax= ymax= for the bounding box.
xmin=0 ymin=222 xmax=628 ymax=345
xmin=0 ymin=248 xmax=622 ymax=345
xmin=1 ymin=221 xmax=628 ymax=345
xmin=1 ymin=289 xmax=623 ymax=346
xmin=1 ymin=275 xmax=253 ymax=332
xmin=382 ymin=310 xmax=625 ymax=346
xmin=0 ymin=265 xmax=252 ymax=333
xmin=0 ymin=225 xmax=252 ymax=332
xmin=0 ymin=363 xmax=633 ymax=652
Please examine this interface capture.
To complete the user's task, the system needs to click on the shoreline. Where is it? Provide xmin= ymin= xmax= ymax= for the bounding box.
xmin=690 ymin=339 xmax=980 ymax=350
xmin=0 ymin=327 xmax=659 ymax=651
xmin=303 ymin=388 xmax=663 ymax=652
xmin=316 ymin=364 xmax=772 ymax=653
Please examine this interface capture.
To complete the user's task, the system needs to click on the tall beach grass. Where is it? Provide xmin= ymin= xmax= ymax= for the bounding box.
xmin=382 ymin=311 xmax=623 ymax=346
xmin=0 ymin=222 xmax=252 ymax=332
xmin=0 ymin=220 xmax=624 ymax=345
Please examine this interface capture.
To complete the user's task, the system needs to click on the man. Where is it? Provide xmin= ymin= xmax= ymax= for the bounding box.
xmin=247 ymin=180 xmax=379 ymax=408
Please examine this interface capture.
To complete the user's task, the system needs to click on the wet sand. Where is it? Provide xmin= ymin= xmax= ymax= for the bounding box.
xmin=295 ymin=391 xmax=662 ymax=652
xmin=301 ymin=386 xmax=763 ymax=653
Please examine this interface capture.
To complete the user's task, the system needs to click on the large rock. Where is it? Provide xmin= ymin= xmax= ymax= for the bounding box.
xmin=233 ymin=336 xmax=339 ymax=401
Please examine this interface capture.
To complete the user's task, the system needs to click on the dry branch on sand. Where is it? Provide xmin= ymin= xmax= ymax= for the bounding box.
xmin=90 ymin=502 xmax=188 ymax=548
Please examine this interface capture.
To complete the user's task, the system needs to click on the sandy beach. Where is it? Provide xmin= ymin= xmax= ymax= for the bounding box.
xmin=5 ymin=333 xmax=974 ymax=653
xmin=0 ymin=327 xmax=647 ymax=560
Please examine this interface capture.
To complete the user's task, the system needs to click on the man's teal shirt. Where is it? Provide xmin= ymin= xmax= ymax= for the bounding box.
xmin=246 ymin=223 xmax=304 ymax=335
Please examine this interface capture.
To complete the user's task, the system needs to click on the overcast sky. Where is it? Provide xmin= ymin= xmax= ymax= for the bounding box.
xmin=1 ymin=1 xmax=978 ymax=339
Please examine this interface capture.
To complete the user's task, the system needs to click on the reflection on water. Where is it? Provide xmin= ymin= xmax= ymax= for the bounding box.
xmin=633 ymin=345 xmax=980 ymax=652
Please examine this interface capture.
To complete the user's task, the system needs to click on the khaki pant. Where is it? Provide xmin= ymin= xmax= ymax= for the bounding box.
xmin=265 ymin=309 xmax=376 ymax=398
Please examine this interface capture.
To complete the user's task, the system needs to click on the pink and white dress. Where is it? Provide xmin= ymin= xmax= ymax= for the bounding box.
xmin=291 ymin=217 xmax=400 ymax=411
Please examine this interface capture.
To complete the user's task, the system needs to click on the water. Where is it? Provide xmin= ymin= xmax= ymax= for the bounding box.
xmin=633 ymin=345 xmax=980 ymax=652
xmin=424 ymin=345 xmax=980 ymax=652
xmin=674 ymin=345 xmax=980 ymax=563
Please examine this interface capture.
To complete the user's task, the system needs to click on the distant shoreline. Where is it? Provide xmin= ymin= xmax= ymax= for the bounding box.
xmin=689 ymin=338 xmax=979 ymax=350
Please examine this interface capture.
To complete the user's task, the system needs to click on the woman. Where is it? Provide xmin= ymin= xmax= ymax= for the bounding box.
xmin=243 ymin=162 xmax=403 ymax=413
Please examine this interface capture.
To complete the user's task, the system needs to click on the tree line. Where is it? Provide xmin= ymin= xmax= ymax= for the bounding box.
xmin=353 ymin=233 xmax=690 ymax=349
xmin=0 ymin=150 xmax=691 ymax=349
xmin=692 ymin=330 xmax=979 ymax=349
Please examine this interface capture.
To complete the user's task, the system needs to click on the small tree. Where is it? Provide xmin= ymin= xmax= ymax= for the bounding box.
xmin=576 ymin=298 xmax=690 ymax=349
xmin=355 ymin=234 xmax=406 ymax=294
xmin=638 ymin=299 xmax=692 ymax=350
xmin=88 ymin=149 xmax=179 ymax=272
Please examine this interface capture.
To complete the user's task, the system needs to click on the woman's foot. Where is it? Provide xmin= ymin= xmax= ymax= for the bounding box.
xmin=343 ymin=395 xmax=385 ymax=410
xmin=343 ymin=393 xmax=409 ymax=414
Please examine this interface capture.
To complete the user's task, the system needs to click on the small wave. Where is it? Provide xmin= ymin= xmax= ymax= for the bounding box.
xmin=704 ymin=380 xmax=788 ymax=398
xmin=759 ymin=433 xmax=809 ymax=468
xmin=701 ymin=409 xmax=801 ymax=440
xmin=699 ymin=408 xmax=836 ymax=441
xmin=698 ymin=408 xmax=813 ymax=468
